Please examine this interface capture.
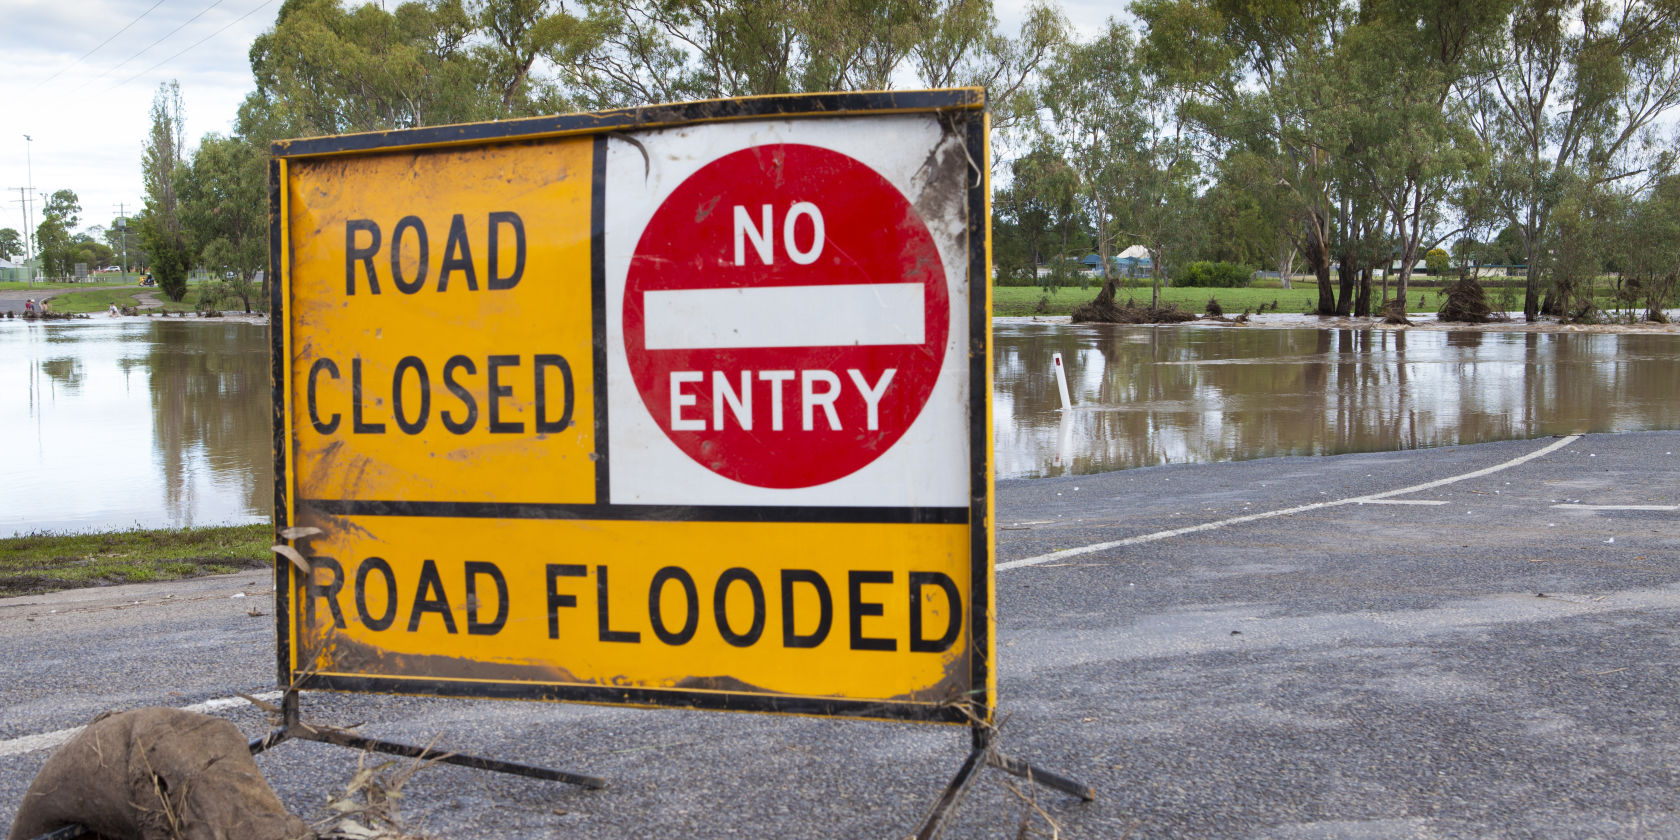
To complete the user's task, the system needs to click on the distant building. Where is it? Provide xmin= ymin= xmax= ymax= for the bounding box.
xmin=0 ymin=258 xmax=28 ymax=282
xmin=1073 ymin=246 xmax=1154 ymax=278
xmin=1116 ymin=245 xmax=1153 ymax=277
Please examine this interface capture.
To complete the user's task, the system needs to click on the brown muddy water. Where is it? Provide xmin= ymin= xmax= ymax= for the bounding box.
xmin=2 ymin=319 xmax=1677 ymax=534
xmin=997 ymin=322 xmax=1680 ymax=479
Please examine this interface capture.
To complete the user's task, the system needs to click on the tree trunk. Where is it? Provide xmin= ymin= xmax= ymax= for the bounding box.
xmin=1303 ymin=212 xmax=1334 ymax=314
xmin=1522 ymin=224 xmax=1540 ymax=322
xmin=1355 ymin=267 xmax=1372 ymax=317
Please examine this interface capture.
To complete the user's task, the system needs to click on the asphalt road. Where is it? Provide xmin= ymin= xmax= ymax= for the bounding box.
xmin=3 ymin=430 xmax=1678 ymax=839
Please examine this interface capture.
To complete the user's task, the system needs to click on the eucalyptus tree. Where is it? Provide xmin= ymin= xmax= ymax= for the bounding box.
xmin=999 ymin=144 xmax=1085 ymax=292
xmin=1619 ymin=175 xmax=1680 ymax=321
xmin=1475 ymin=0 xmax=1680 ymax=321
xmin=1044 ymin=20 xmax=1197 ymax=311
xmin=179 ymin=134 xmax=268 ymax=311
xmin=1134 ymin=0 xmax=1350 ymax=314
xmin=245 ymin=0 xmax=571 ymax=136
xmin=559 ymin=0 xmax=1066 ymax=140
xmin=35 ymin=191 xmax=82 ymax=279
xmin=1310 ymin=0 xmax=1512 ymax=315
xmin=1333 ymin=0 xmax=1507 ymax=314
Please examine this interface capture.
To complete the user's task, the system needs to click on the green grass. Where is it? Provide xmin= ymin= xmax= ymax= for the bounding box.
xmin=993 ymin=284 xmax=1428 ymax=317
xmin=42 ymin=287 xmax=146 ymax=314
xmin=0 ymin=524 xmax=271 ymax=598
xmin=47 ymin=284 xmax=205 ymax=314
xmin=0 ymin=281 xmax=92 ymax=292
xmin=992 ymin=275 xmax=1664 ymax=318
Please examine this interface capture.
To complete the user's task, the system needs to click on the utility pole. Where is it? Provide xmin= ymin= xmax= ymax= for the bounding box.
xmin=117 ymin=201 xmax=127 ymax=274
xmin=22 ymin=134 xmax=34 ymax=284
xmin=10 ymin=189 xmax=29 ymax=270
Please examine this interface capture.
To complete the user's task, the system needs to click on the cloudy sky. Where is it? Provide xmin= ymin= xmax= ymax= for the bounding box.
xmin=0 ymin=0 xmax=1110 ymax=251
xmin=2 ymin=0 xmax=277 ymax=243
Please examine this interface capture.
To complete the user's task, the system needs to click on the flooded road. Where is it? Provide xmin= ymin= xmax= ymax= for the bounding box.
xmin=996 ymin=323 xmax=1680 ymax=479
xmin=3 ymin=319 xmax=1678 ymax=534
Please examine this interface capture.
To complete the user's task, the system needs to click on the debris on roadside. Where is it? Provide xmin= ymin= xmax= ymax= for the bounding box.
xmin=6 ymin=707 xmax=314 ymax=840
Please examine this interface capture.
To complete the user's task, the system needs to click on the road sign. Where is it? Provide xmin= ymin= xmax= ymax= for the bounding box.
xmin=271 ymin=90 xmax=992 ymax=724
xmin=623 ymin=143 xmax=950 ymax=488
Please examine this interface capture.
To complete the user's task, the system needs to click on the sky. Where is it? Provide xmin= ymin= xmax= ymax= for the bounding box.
xmin=0 ymin=0 xmax=1113 ymax=255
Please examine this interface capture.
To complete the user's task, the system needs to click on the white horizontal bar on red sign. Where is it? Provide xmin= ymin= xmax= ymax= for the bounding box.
xmin=642 ymin=283 xmax=925 ymax=350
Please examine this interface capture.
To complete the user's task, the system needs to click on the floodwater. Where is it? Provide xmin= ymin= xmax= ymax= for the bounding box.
xmin=996 ymin=322 xmax=1680 ymax=479
xmin=0 ymin=320 xmax=271 ymax=537
xmin=3 ymin=319 xmax=1678 ymax=534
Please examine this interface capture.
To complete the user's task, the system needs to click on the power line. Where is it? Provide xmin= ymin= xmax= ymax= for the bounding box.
xmin=40 ymin=0 xmax=169 ymax=85
xmin=116 ymin=0 xmax=277 ymax=90
xmin=90 ymin=0 xmax=230 ymax=86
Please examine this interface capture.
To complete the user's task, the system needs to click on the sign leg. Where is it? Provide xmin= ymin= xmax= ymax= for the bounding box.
xmin=912 ymin=742 xmax=989 ymax=840
xmin=292 ymin=725 xmax=607 ymax=789
xmin=987 ymin=751 xmax=1097 ymax=802
xmin=246 ymin=689 xmax=605 ymax=790
xmin=911 ymin=723 xmax=1095 ymax=840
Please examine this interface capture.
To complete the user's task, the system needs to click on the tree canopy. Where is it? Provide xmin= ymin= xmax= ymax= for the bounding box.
xmin=138 ymin=0 xmax=1678 ymax=323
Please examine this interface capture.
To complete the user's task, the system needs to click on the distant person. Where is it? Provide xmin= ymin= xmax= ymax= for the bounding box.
xmin=109 ymin=303 xmax=121 ymax=317
xmin=24 ymin=299 xmax=33 ymax=315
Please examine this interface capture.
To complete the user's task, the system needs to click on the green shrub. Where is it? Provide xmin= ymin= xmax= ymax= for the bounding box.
xmin=1175 ymin=261 xmax=1255 ymax=288
xmin=1425 ymin=248 xmax=1450 ymax=276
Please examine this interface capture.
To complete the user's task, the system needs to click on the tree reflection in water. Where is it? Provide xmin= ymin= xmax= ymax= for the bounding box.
xmin=994 ymin=324 xmax=1680 ymax=479
xmin=145 ymin=321 xmax=271 ymax=526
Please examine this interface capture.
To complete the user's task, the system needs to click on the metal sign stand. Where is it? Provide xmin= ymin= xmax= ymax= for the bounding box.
xmin=913 ymin=724 xmax=1095 ymax=840
xmin=245 ymin=688 xmax=607 ymax=789
xmin=28 ymin=696 xmax=1084 ymax=840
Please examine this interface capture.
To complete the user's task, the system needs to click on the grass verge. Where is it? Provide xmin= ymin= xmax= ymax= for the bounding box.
xmin=994 ymin=285 xmax=1407 ymax=317
xmin=0 ymin=523 xmax=271 ymax=598
xmin=48 ymin=285 xmax=205 ymax=314
xmin=995 ymin=276 xmax=1672 ymax=319
xmin=40 ymin=287 xmax=145 ymax=314
xmin=0 ymin=281 xmax=89 ymax=293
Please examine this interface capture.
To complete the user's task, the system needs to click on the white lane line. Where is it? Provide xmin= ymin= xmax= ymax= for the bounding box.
xmin=1553 ymin=504 xmax=1679 ymax=511
xmin=997 ymin=435 xmax=1580 ymax=572
xmin=1361 ymin=500 xmax=1450 ymax=506
xmin=0 ymin=690 xmax=283 ymax=759
xmin=0 ymin=437 xmax=1587 ymax=757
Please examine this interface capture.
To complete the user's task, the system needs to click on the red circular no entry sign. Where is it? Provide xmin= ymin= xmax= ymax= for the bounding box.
xmin=624 ymin=143 xmax=950 ymax=489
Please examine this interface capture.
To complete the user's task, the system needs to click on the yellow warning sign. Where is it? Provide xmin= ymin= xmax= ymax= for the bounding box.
xmin=285 ymin=139 xmax=597 ymax=504
xmin=272 ymin=89 xmax=992 ymax=723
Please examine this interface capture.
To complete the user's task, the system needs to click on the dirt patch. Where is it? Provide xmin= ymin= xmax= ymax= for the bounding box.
xmin=7 ymin=708 xmax=313 ymax=840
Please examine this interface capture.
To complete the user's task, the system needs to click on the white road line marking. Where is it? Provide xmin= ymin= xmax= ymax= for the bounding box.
xmin=0 ymin=438 xmax=1588 ymax=756
xmin=1553 ymin=504 xmax=1679 ymax=511
xmin=1361 ymin=500 xmax=1450 ymax=506
xmin=0 ymin=690 xmax=283 ymax=759
xmin=997 ymin=435 xmax=1580 ymax=572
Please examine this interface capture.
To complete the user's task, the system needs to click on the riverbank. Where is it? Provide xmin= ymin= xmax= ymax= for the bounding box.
xmin=0 ymin=524 xmax=270 ymax=597
xmin=999 ymin=309 xmax=1680 ymax=335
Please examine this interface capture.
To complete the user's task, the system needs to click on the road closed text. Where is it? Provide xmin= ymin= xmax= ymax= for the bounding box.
xmin=305 ymin=353 xmax=575 ymax=437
